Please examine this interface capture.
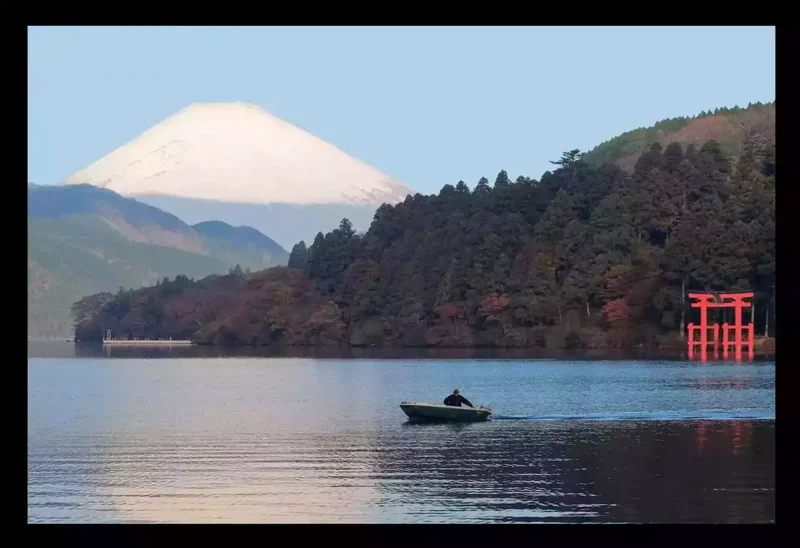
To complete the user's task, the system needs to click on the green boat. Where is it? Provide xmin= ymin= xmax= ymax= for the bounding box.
xmin=399 ymin=401 xmax=492 ymax=422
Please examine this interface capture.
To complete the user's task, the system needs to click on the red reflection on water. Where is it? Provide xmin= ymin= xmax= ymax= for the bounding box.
xmin=731 ymin=421 xmax=750 ymax=456
xmin=695 ymin=421 xmax=751 ymax=456
xmin=696 ymin=422 xmax=707 ymax=453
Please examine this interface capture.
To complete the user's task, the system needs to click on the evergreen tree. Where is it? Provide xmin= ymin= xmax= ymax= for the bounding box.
xmin=663 ymin=142 xmax=684 ymax=173
xmin=494 ymin=170 xmax=510 ymax=188
xmin=473 ymin=177 xmax=491 ymax=195
xmin=550 ymin=149 xmax=584 ymax=168
xmin=288 ymin=241 xmax=309 ymax=269
xmin=634 ymin=142 xmax=664 ymax=175
xmin=338 ymin=218 xmax=355 ymax=239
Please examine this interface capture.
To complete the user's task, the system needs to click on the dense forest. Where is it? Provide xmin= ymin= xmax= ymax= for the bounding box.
xmin=582 ymin=101 xmax=774 ymax=172
xmin=73 ymin=134 xmax=775 ymax=349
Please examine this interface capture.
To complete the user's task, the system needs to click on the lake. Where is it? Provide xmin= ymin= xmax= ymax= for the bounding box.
xmin=27 ymin=343 xmax=775 ymax=523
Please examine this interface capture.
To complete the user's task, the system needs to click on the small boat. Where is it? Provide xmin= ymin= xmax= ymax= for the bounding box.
xmin=399 ymin=401 xmax=492 ymax=422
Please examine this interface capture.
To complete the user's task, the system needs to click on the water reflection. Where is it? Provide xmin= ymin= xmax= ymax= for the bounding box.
xmin=30 ymin=419 xmax=773 ymax=523
xmin=369 ymin=420 xmax=774 ymax=523
xmin=29 ymin=433 xmax=382 ymax=523
xmin=28 ymin=356 xmax=775 ymax=523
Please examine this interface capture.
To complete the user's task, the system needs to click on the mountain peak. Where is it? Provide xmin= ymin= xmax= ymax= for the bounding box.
xmin=62 ymin=102 xmax=415 ymax=207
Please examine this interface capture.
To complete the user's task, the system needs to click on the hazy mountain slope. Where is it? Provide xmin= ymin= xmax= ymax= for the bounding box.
xmin=29 ymin=182 xmax=189 ymax=229
xmin=192 ymin=220 xmax=287 ymax=256
xmin=141 ymin=196 xmax=381 ymax=250
xmin=583 ymin=102 xmax=775 ymax=172
xmin=27 ymin=184 xmax=288 ymax=338
xmin=61 ymin=102 xmax=416 ymax=249
xmin=192 ymin=220 xmax=289 ymax=274
xmin=28 ymin=216 xmax=229 ymax=338
xmin=29 ymin=182 xmax=207 ymax=253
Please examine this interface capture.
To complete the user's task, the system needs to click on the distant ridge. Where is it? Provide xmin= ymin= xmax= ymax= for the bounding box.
xmin=28 ymin=183 xmax=287 ymax=338
xmin=192 ymin=220 xmax=287 ymax=256
xmin=29 ymin=182 xmax=190 ymax=233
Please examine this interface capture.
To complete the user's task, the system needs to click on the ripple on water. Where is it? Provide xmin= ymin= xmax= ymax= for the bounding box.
xmin=28 ymin=357 xmax=775 ymax=523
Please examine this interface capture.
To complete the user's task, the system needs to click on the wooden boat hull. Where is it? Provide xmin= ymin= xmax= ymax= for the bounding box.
xmin=399 ymin=402 xmax=491 ymax=422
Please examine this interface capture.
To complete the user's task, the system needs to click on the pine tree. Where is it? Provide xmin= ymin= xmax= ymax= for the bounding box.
xmin=663 ymin=142 xmax=684 ymax=173
xmin=338 ymin=218 xmax=355 ymax=239
xmin=288 ymin=241 xmax=309 ymax=269
xmin=550 ymin=149 xmax=584 ymax=167
xmin=473 ymin=177 xmax=491 ymax=195
xmin=634 ymin=142 xmax=664 ymax=175
xmin=494 ymin=170 xmax=510 ymax=188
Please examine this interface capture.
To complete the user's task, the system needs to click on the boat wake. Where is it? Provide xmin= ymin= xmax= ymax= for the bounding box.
xmin=492 ymin=412 xmax=774 ymax=422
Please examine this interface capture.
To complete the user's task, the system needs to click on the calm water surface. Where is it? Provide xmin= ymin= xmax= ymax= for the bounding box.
xmin=28 ymin=345 xmax=775 ymax=523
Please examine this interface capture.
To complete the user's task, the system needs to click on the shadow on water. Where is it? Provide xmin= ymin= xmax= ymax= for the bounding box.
xmin=400 ymin=421 xmax=484 ymax=432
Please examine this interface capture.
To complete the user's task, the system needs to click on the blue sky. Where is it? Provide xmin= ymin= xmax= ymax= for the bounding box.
xmin=28 ymin=26 xmax=775 ymax=194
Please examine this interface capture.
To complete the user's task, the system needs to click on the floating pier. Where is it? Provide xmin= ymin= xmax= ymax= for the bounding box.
xmin=102 ymin=339 xmax=193 ymax=346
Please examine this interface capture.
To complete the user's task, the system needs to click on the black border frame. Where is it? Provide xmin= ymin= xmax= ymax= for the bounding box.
xmin=21 ymin=22 xmax=785 ymax=543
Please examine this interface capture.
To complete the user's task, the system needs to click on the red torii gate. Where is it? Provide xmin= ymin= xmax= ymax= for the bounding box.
xmin=687 ymin=292 xmax=754 ymax=360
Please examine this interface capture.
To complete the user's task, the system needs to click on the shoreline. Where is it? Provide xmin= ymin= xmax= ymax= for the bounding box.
xmin=29 ymin=340 xmax=775 ymax=361
xmin=57 ymin=332 xmax=775 ymax=354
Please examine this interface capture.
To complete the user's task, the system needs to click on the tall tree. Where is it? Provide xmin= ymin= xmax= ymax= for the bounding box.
xmin=550 ymin=149 xmax=584 ymax=167
xmin=494 ymin=170 xmax=510 ymax=188
xmin=455 ymin=180 xmax=470 ymax=194
xmin=473 ymin=177 xmax=491 ymax=195
xmin=288 ymin=241 xmax=309 ymax=269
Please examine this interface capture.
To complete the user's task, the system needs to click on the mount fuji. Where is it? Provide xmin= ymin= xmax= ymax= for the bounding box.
xmin=62 ymin=102 xmax=416 ymax=248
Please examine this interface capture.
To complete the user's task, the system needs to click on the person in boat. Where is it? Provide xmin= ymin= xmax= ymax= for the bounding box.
xmin=443 ymin=389 xmax=473 ymax=408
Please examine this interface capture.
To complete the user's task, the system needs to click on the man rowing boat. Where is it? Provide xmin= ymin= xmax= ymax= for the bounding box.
xmin=443 ymin=388 xmax=473 ymax=408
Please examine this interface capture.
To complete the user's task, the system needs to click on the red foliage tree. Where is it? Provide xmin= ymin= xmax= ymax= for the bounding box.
xmin=481 ymin=293 xmax=510 ymax=319
xmin=438 ymin=302 xmax=463 ymax=322
xmin=602 ymin=297 xmax=630 ymax=328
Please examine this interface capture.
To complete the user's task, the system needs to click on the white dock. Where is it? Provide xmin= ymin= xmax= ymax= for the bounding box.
xmin=102 ymin=339 xmax=193 ymax=346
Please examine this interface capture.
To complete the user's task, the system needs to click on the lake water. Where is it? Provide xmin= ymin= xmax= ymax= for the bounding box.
xmin=28 ymin=344 xmax=775 ymax=523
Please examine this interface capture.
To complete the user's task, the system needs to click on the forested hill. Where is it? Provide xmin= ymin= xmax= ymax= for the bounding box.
xmin=583 ymin=101 xmax=774 ymax=173
xmin=74 ymin=134 xmax=775 ymax=349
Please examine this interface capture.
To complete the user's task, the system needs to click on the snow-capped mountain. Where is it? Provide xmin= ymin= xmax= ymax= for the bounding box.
xmin=62 ymin=102 xmax=416 ymax=247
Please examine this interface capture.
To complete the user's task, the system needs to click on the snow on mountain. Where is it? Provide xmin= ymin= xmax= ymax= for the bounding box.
xmin=62 ymin=102 xmax=414 ymax=206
